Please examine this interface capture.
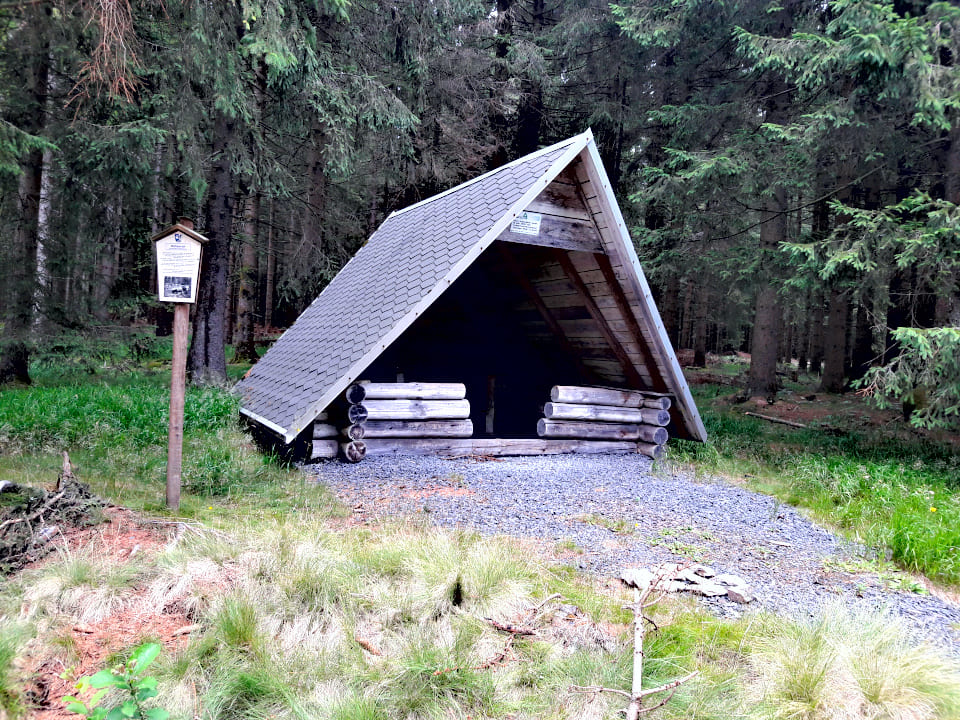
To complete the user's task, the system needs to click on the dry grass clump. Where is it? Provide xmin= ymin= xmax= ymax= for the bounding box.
xmin=21 ymin=548 xmax=141 ymax=623
xmin=4 ymin=512 xmax=960 ymax=720
xmin=748 ymin=603 xmax=960 ymax=720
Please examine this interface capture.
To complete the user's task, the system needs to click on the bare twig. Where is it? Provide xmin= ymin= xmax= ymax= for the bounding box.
xmin=0 ymin=492 xmax=64 ymax=532
xmin=487 ymin=619 xmax=537 ymax=636
xmin=574 ymin=566 xmax=700 ymax=720
xmin=570 ymin=685 xmax=632 ymax=699
xmin=636 ymin=671 xmax=700 ymax=699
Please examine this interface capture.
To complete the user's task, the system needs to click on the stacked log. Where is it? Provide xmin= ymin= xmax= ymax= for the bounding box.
xmin=310 ymin=412 xmax=341 ymax=460
xmin=342 ymin=382 xmax=472 ymax=459
xmin=538 ymin=386 xmax=673 ymax=459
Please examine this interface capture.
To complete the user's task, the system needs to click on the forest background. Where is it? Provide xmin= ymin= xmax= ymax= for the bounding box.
xmin=1 ymin=0 xmax=959 ymax=430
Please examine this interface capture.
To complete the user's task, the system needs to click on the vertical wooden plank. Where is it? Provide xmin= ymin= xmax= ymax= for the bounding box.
xmin=497 ymin=243 xmax=595 ymax=382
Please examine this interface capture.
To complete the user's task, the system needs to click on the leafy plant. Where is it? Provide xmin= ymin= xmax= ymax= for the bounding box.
xmin=64 ymin=642 xmax=169 ymax=720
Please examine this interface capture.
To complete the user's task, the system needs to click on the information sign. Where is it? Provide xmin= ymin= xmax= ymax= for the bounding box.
xmin=155 ymin=228 xmax=204 ymax=303
xmin=510 ymin=211 xmax=542 ymax=236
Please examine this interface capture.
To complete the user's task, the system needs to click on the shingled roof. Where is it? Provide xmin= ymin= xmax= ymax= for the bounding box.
xmin=236 ymin=130 xmax=707 ymax=443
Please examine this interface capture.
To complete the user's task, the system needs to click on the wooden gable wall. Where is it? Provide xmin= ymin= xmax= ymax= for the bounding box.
xmin=496 ymin=160 xmax=670 ymax=399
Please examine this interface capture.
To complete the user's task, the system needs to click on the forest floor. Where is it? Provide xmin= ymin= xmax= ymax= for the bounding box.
xmin=1 ymin=348 xmax=959 ymax=719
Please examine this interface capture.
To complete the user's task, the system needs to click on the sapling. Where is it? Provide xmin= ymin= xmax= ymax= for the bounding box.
xmin=64 ymin=642 xmax=169 ymax=720
xmin=572 ymin=565 xmax=698 ymax=718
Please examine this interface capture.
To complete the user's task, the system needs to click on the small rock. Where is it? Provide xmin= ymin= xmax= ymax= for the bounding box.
xmin=172 ymin=624 xmax=201 ymax=636
xmin=693 ymin=564 xmax=716 ymax=578
xmin=727 ymin=587 xmax=754 ymax=603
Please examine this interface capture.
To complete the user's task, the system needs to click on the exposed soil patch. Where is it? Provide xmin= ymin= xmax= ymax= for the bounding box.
xmin=25 ymin=608 xmax=192 ymax=720
xmin=16 ymin=508 xmax=178 ymax=720
xmin=25 ymin=507 xmax=170 ymax=572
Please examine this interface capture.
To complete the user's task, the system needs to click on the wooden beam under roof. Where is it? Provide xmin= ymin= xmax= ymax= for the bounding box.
xmin=594 ymin=252 xmax=669 ymax=392
xmin=553 ymin=248 xmax=644 ymax=387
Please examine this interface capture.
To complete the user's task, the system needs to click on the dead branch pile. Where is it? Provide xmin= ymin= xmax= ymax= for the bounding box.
xmin=0 ymin=452 xmax=104 ymax=574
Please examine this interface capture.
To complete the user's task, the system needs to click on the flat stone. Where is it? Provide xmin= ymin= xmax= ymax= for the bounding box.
xmin=689 ymin=581 xmax=728 ymax=597
xmin=693 ymin=564 xmax=716 ymax=578
xmin=620 ymin=568 xmax=655 ymax=589
xmin=676 ymin=567 xmax=704 ymax=583
xmin=716 ymin=573 xmax=747 ymax=587
xmin=727 ymin=586 xmax=754 ymax=603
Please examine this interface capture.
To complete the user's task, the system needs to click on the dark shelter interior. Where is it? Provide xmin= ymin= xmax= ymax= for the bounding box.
xmin=362 ymin=240 xmax=637 ymax=438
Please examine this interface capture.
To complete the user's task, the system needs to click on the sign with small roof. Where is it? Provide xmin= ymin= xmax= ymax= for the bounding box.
xmin=152 ymin=222 xmax=208 ymax=303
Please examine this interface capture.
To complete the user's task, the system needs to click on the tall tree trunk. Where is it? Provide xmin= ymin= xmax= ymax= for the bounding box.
xmin=514 ymin=0 xmax=544 ymax=157
xmin=808 ymin=294 xmax=825 ymax=375
xmin=797 ymin=293 xmax=810 ymax=373
xmin=92 ymin=199 xmax=122 ymax=322
xmin=187 ymin=111 xmax=235 ymax=386
xmin=692 ymin=284 xmax=708 ymax=367
xmin=264 ymin=197 xmax=276 ymax=328
xmin=301 ymin=126 xmax=328 ymax=267
xmin=151 ymin=142 xmax=174 ymax=336
xmin=849 ymin=294 xmax=874 ymax=381
xmin=233 ymin=191 xmax=260 ymax=362
xmin=680 ymin=277 xmax=695 ymax=348
xmin=747 ymin=184 xmax=787 ymax=396
xmin=0 ymin=42 xmax=49 ymax=384
xmin=660 ymin=273 xmax=680 ymax=346
xmin=34 ymin=146 xmax=53 ymax=332
xmin=819 ymin=287 xmax=849 ymax=392
xmin=0 ymin=151 xmax=44 ymax=384
xmin=936 ymin=123 xmax=960 ymax=324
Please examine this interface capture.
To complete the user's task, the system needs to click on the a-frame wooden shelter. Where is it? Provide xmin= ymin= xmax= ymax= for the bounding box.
xmin=237 ymin=130 xmax=706 ymax=459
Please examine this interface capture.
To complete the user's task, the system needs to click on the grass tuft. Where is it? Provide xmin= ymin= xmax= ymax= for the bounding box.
xmin=748 ymin=604 xmax=960 ymax=720
xmin=0 ymin=623 xmax=26 ymax=719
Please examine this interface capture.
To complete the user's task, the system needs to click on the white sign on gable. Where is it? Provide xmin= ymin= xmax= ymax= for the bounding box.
xmin=510 ymin=211 xmax=542 ymax=236
xmin=156 ymin=230 xmax=203 ymax=303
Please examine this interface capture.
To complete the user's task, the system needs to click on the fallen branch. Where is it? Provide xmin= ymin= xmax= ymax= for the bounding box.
xmin=487 ymin=619 xmax=537 ymax=636
xmin=0 ymin=491 xmax=64 ymax=532
xmin=355 ymin=637 xmax=383 ymax=656
xmin=743 ymin=412 xmax=807 ymax=429
xmin=570 ymin=685 xmax=632 ymax=699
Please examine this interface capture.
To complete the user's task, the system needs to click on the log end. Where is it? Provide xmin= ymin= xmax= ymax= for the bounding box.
xmin=340 ymin=441 xmax=367 ymax=463
xmin=637 ymin=442 xmax=666 ymax=461
xmin=345 ymin=384 xmax=366 ymax=404
xmin=347 ymin=404 xmax=370 ymax=424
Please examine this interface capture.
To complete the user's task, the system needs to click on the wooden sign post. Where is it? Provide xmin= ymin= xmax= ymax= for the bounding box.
xmin=152 ymin=218 xmax=207 ymax=511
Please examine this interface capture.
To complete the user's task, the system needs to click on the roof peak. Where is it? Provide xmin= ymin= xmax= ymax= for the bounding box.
xmin=388 ymin=130 xmax=593 ymax=220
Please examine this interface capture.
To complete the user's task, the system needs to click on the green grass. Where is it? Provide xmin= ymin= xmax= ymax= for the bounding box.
xmin=0 ymin=623 xmax=26 ymax=718
xmin=0 ymin=357 xmax=339 ymax=522
xmin=671 ymin=385 xmax=960 ymax=585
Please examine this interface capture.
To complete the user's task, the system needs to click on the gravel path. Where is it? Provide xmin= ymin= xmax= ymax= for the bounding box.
xmin=309 ymin=454 xmax=960 ymax=654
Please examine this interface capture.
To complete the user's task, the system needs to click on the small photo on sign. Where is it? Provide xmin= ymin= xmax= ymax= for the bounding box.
xmin=164 ymin=276 xmax=192 ymax=299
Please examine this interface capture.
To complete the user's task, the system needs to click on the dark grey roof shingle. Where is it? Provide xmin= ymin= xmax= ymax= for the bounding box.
xmin=236 ymin=136 xmax=581 ymax=439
